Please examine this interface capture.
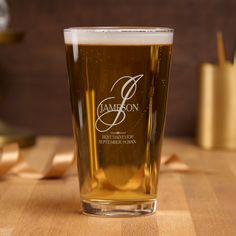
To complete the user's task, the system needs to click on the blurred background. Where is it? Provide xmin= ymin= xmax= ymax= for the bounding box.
xmin=0 ymin=0 xmax=235 ymax=137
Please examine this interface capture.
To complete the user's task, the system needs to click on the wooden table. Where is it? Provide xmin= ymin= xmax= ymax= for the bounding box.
xmin=0 ymin=137 xmax=236 ymax=236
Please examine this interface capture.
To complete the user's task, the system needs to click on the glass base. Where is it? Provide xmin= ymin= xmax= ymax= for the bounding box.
xmin=82 ymin=199 xmax=157 ymax=217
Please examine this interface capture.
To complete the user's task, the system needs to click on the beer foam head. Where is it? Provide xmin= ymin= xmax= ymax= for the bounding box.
xmin=64 ymin=27 xmax=174 ymax=45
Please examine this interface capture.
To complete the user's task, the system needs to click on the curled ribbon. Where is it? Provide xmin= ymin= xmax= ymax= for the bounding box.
xmin=0 ymin=143 xmax=189 ymax=180
xmin=0 ymin=144 xmax=20 ymax=177
xmin=0 ymin=143 xmax=75 ymax=179
xmin=161 ymin=154 xmax=189 ymax=172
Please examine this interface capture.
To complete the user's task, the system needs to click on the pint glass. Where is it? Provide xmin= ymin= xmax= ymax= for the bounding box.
xmin=64 ymin=27 xmax=173 ymax=216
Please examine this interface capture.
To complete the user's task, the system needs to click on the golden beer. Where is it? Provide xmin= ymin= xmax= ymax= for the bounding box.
xmin=64 ymin=27 xmax=173 ymax=216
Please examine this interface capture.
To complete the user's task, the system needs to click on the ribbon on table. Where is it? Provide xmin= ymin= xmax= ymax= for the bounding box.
xmin=0 ymin=143 xmax=74 ymax=179
xmin=161 ymin=154 xmax=189 ymax=172
xmin=0 ymin=143 xmax=189 ymax=180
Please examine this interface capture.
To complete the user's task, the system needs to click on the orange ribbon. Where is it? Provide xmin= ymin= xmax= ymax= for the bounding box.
xmin=0 ymin=143 xmax=189 ymax=180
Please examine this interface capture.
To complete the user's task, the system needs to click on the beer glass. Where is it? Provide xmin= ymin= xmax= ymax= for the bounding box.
xmin=64 ymin=27 xmax=173 ymax=217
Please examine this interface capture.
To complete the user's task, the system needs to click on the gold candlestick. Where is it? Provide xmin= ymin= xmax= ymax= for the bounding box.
xmin=0 ymin=30 xmax=36 ymax=147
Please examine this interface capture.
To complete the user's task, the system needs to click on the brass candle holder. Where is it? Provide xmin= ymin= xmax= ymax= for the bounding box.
xmin=0 ymin=30 xmax=35 ymax=148
xmin=197 ymin=32 xmax=236 ymax=150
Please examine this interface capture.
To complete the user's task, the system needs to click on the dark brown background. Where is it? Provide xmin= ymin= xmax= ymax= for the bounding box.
xmin=0 ymin=0 xmax=235 ymax=136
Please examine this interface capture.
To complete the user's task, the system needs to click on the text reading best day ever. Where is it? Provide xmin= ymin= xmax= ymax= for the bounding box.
xmin=98 ymin=134 xmax=136 ymax=144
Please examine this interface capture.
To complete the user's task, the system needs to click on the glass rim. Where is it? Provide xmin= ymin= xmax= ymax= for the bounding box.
xmin=64 ymin=27 xmax=174 ymax=33
xmin=64 ymin=27 xmax=174 ymax=45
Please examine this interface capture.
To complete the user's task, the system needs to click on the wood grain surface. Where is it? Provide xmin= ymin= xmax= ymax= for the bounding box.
xmin=0 ymin=137 xmax=236 ymax=236
xmin=0 ymin=0 xmax=235 ymax=136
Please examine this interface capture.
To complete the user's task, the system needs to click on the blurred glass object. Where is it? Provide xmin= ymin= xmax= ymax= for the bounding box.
xmin=0 ymin=0 xmax=9 ymax=30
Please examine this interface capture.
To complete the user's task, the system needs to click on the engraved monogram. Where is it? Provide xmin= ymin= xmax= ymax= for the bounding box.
xmin=95 ymin=74 xmax=143 ymax=132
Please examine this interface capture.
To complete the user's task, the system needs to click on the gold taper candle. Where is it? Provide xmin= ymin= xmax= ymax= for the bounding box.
xmin=197 ymin=33 xmax=236 ymax=150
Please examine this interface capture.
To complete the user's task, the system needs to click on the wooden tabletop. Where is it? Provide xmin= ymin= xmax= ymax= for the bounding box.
xmin=0 ymin=137 xmax=236 ymax=236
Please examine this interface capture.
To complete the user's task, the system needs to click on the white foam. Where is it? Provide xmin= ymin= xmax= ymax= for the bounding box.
xmin=64 ymin=27 xmax=173 ymax=45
